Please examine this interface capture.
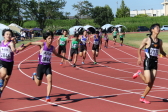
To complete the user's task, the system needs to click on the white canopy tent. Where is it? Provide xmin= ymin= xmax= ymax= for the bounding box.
xmin=9 ymin=23 xmax=23 ymax=33
xmin=101 ymin=24 xmax=114 ymax=32
xmin=0 ymin=23 xmax=10 ymax=42
xmin=69 ymin=26 xmax=84 ymax=35
xmin=83 ymin=25 xmax=96 ymax=34
xmin=9 ymin=23 xmax=23 ymax=29
xmin=114 ymin=24 xmax=127 ymax=29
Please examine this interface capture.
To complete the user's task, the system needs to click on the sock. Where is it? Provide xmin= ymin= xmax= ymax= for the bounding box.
xmin=46 ymin=96 xmax=50 ymax=99
xmin=141 ymin=96 xmax=145 ymax=99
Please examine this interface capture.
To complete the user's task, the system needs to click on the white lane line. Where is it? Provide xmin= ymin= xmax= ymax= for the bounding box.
xmin=6 ymin=103 xmax=49 ymax=112
xmin=153 ymin=109 xmax=168 ymax=112
xmin=106 ymin=44 xmax=168 ymax=80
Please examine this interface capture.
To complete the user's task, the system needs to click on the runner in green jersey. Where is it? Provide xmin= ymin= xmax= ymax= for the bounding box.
xmin=112 ymin=28 xmax=118 ymax=45
xmin=119 ymin=32 xmax=125 ymax=46
xmin=57 ymin=30 xmax=69 ymax=66
xmin=69 ymin=33 xmax=81 ymax=67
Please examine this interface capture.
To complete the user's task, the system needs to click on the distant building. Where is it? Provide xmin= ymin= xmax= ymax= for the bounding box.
xmin=130 ymin=0 xmax=168 ymax=17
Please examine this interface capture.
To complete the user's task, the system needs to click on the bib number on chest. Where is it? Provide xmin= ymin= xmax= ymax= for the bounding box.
xmin=60 ymin=41 xmax=65 ymax=45
xmin=150 ymin=48 xmax=158 ymax=57
xmin=94 ymin=41 xmax=99 ymax=45
xmin=41 ymin=51 xmax=52 ymax=63
xmin=72 ymin=44 xmax=78 ymax=48
xmin=0 ymin=47 xmax=11 ymax=59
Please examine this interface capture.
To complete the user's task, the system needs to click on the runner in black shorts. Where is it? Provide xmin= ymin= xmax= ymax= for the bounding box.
xmin=112 ymin=28 xmax=118 ymax=45
xmin=0 ymin=29 xmax=19 ymax=98
xmin=132 ymin=23 xmax=168 ymax=104
xmin=57 ymin=30 xmax=69 ymax=66
xmin=119 ymin=32 xmax=125 ymax=46
xmin=69 ymin=33 xmax=81 ymax=67
xmin=79 ymin=30 xmax=89 ymax=64
xmin=18 ymin=31 xmax=68 ymax=102
xmin=104 ymin=32 xmax=109 ymax=48
xmin=90 ymin=31 xmax=102 ymax=64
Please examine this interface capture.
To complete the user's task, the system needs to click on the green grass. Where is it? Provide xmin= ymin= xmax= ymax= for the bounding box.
xmin=15 ymin=37 xmax=43 ymax=47
xmin=108 ymin=31 xmax=168 ymax=53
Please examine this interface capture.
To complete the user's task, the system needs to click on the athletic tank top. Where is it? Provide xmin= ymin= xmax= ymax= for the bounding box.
xmin=71 ymin=39 xmax=79 ymax=49
xmin=99 ymin=32 xmax=103 ymax=37
xmin=113 ymin=31 xmax=117 ymax=36
xmin=93 ymin=35 xmax=100 ymax=45
xmin=59 ymin=35 xmax=68 ymax=46
xmin=80 ymin=36 xmax=87 ymax=45
xmin=104 ymin=35 xmax=108 ymax=40
xmin=145 ymin=37 xmax=160 ymax=59
xmin=0 ymin=41 xmax=14 ymax=62
xmin=39 ymin=42 xmax=54 ymax=65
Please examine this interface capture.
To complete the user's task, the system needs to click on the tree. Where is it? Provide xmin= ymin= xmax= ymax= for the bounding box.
xmin=91 ymin=5 xmax=114 ymax=27
xmin=116 ymin=0 xmax=130 ymax=18
xmin=72 ymin=0 xmax=93 ymax=18
xmin=22 ymin=0 xmax=66 ymax=29
xmin=0 ymin=0 xmax=24 ymax=26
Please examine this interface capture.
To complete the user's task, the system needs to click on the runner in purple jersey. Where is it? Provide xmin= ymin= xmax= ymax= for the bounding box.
xmin=0 ymin=29 xmax=20 ymax=98
xmin=18 ymin=31 xmax=68 ymax=102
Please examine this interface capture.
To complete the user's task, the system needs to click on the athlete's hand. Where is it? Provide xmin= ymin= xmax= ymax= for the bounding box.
xmin=99 ymin=47 xmax=101 ymax=50
xmin=137 ymin=58 xmax=142 ymax=66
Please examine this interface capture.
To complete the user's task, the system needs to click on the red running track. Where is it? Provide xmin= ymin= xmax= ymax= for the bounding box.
xmin=1 ymin=37 xmax=168 ymax=112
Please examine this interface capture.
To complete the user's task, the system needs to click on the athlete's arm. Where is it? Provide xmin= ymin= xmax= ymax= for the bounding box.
xmin=53 ymin=47 xmax=68 ymax=60
xmin=137 ymin=38 xmax=148 ymax=65
xmin=160 ymin=40 xmax=168 ymax=57
xmin=57 ymin=36 xmax=61 ymax=45
xmin=18 ymin=42 xmax=43 ymax=51
xmin=9 ymin=41 xmax=16 ymax=53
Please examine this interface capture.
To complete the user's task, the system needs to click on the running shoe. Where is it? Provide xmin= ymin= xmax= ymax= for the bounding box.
xmin=81 ymin=62 xmax=85 ymax=64
xmin=60 ymin=62 xmax=63 ymax=66
xmin=0 ymin=79 xmax=4 ymax=88
xmin=46 ymin=96 xmax=51 ymax=102
xmin=0 ymin=89 xmax=2 ymax=98
xmin=133 ymin=70 xmax=141 ymax=79
xmin=94 ymin=62 xmax=97 ymax=64
xmin=72 ymin=64 xmax=76 ymax=67
xmin=139 ymin=98 xmax=150 ymax=104
xmin=32 ymin=73 xmax=36 ymax=80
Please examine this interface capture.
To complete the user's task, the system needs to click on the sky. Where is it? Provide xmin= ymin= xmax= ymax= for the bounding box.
xmin=62 ymin=0 xmax=164 ymax=16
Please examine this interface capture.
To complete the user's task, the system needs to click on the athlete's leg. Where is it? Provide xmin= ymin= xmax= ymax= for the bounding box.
xmin=82 ymin=51 xmax=86 ymax=62
xmin=139 ymin=70 xmax=151 ymax=84
xmin=79 ymin=52 xmax=83 ymax=57
xmin=0 ymin=67 xmax=7 ymax=79
xmin=92 ymin=50 xmax=96 ymax=62
xmin=96 ymin=51 xmax=99 ymax=57
xmin=73 ymin=54 xmax=78 ymax=65
xmin=61 ymin=52 xmax=65 ymax=63
xmin=33 ymin=75 xmax=42 ymax=86
xmin=1 ymin=75 xmax=10 ymax=91
xmin=141 ymin=69 xmax=157 ymax=97
xmin=46 ymin=74 xmax=52 ymax=97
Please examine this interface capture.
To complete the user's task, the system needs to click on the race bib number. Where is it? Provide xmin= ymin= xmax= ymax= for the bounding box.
xmin=0 ymin=47 xmax=11 ymax=59
xmin=41 ymin=51 xmax=52 ymax=63
xmin=150 ymin=48 xmax=158 ymax=57
xmin=94 ymin=41 xmax=99 ymax=45
xmin=81 ymin=40 xmax=86 ymax=44
xmin=60 ymin=41 xmax=65 ymax=45
xmin=72 ymin=44 xmax=78 ymax=48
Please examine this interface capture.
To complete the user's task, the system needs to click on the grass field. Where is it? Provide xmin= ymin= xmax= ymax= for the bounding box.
xmin=15 ymin=37 xmax=43 ymax=47
xmin=108 ymin=31 xmax=168 ymax=53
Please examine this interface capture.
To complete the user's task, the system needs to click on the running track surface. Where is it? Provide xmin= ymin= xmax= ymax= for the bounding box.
xmin=1 ymin=36 xmax=168 ymax=112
